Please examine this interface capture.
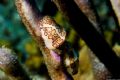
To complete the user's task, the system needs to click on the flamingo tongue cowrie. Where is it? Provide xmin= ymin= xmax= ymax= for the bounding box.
xmin=15 ymin=0 xmax=66 ymax=50
xmin=38 ymin=16 xmax=66 ymax=49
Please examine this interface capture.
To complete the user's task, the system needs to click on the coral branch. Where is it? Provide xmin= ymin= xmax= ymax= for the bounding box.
xmin=52 ymin=0 xmax=120 ymax=78
xmin=74 ymin=0 xmax=101 ymax=32
xmin=0 ymin=47 xmax=30 ymax=80
xmin=110 ymin=0 xmax=120 ymax=27
xmin=15 ymin=0 xmax=74 ymax=80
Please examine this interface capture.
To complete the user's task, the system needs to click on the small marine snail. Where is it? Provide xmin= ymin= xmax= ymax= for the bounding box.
xmin=38 ymin=16 xmax=66 ymax=49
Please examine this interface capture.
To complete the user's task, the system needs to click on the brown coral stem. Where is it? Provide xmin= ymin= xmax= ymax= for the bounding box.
xmin=15 ymin=0 xmax=73 ymax=80
xmin=52 ymin=0 xmax=120 ymax=78
xmin=0 ymin=47 xmax=30 ymax=80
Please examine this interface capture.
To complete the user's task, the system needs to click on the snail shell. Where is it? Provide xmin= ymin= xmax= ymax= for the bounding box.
xmin=38 ymin=16 xmax=66 ymax=49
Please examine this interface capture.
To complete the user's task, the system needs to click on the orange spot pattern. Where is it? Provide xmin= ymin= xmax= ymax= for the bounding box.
xmin=41 ymin=27 xmax=64 ymax=48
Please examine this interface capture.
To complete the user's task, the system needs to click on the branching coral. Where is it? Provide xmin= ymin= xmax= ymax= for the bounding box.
xmin=110 ymin=0 xmax=120 ymax=26
xmin=52 ymin=0 xmax=120 ymax=78
xmin=0 ymin=47 xmax=30 ymax=80
xmin=15 ymin=0 xmax=77 ymax=80
xmin=74 ymin=0 xmax=101 ymax=32
xmin=14 ymin=0 xmax=120 ymax=79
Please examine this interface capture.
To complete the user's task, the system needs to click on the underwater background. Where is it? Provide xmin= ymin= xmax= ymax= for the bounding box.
xmin=0 ymin=0 xmax=120 ymax=80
